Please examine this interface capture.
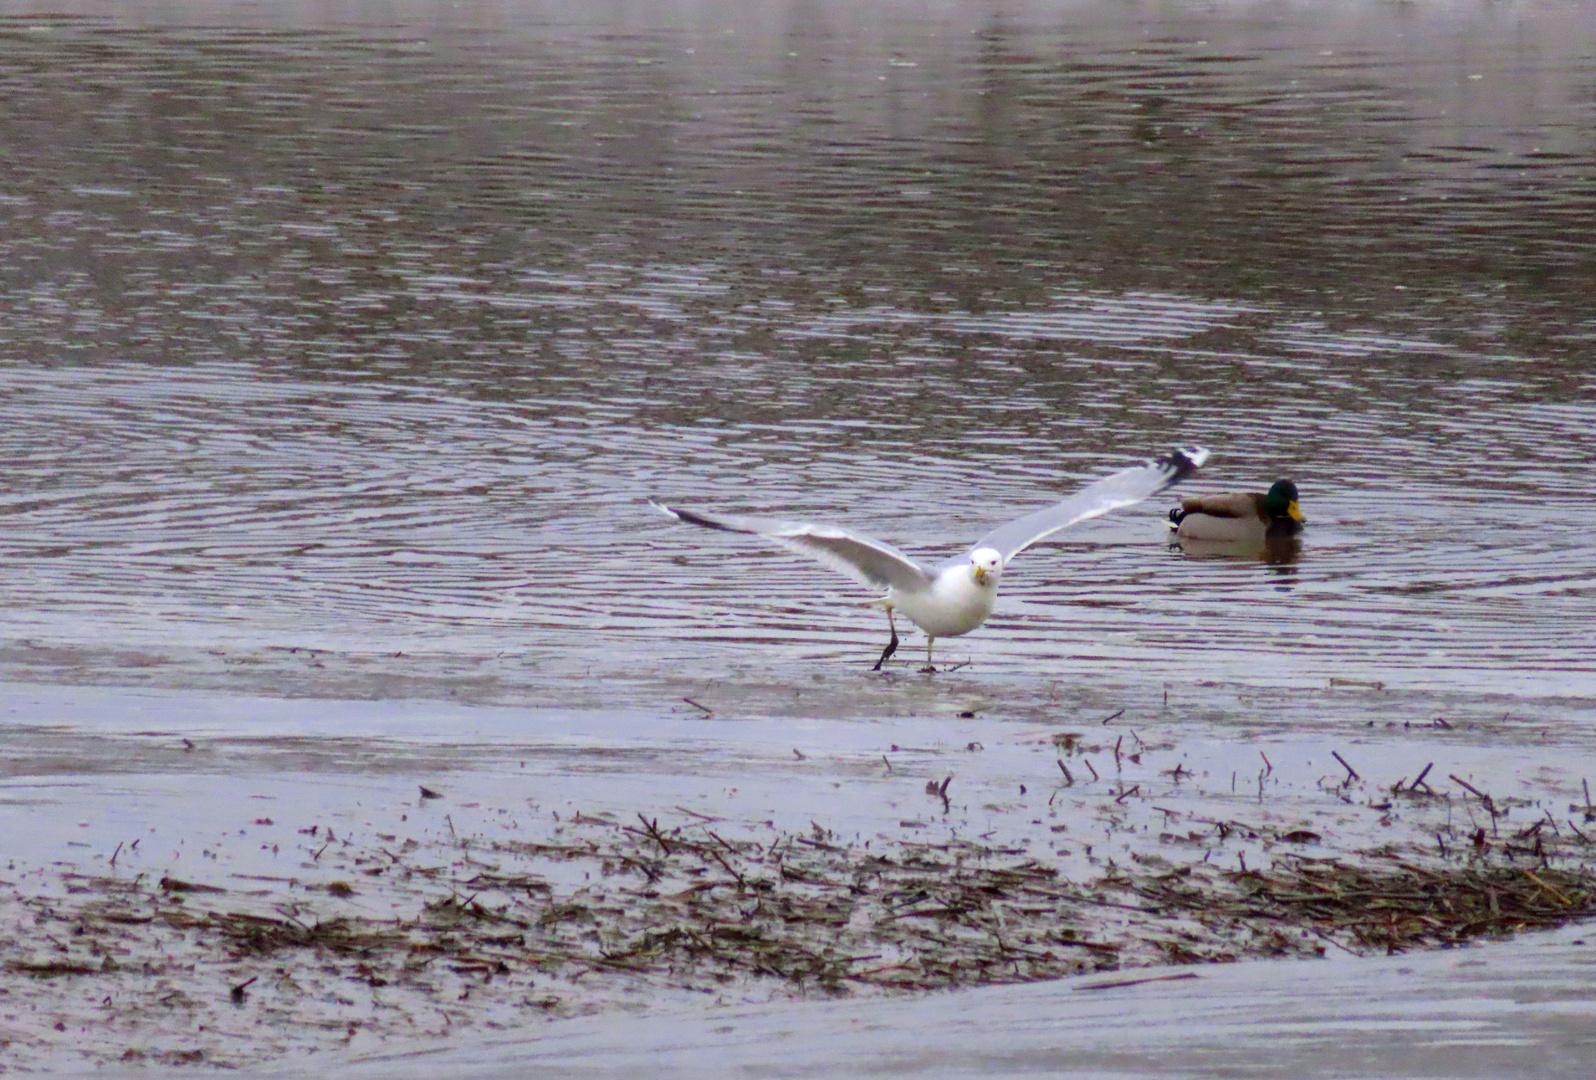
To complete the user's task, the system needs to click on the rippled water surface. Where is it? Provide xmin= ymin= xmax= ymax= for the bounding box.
xmin=1 ymin=0 xmax=1593 ymax=704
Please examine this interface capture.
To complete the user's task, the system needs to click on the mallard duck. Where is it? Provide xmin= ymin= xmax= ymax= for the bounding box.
xmin=1168 ymin=479 xmax=1304 ymax=542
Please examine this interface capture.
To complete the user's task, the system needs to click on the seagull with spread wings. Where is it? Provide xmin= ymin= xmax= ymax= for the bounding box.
xmin=653 ymin=447 xmax=1208 ymax=672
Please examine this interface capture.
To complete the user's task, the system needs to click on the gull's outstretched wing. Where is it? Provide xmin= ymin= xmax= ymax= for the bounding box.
xmin=974 ymin=447 xmax=1210 ymax=564
xmin=651 ymin=502 xmax=934 ymax=594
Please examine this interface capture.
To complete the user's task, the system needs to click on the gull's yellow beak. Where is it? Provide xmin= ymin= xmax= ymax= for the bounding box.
xmin=1288 ymin=500 xmax=1306 ymax=524
xmin=973 ymin=565 xmax=988 ymax=585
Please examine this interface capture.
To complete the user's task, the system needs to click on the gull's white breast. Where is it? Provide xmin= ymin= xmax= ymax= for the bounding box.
xmin=891 ymin=562 xmax=996 ymax=638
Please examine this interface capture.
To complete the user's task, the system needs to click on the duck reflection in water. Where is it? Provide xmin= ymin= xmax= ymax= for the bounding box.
xmin=1172 ymin=533 xmax=1302 ymax=566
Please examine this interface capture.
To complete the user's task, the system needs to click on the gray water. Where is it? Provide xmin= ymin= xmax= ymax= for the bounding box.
xmin=1 ymin=0 xmax=1594 ymax=705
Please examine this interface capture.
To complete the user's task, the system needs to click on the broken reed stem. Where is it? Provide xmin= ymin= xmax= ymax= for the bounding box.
xmin=1411 ymin=762 xmax=1434 ymax=792
xmin=704 ymin=846 xmax=746 ymax=891
xmin=1449 ymin=774 xmax=1496 ymax=815
xmin=1332 ymin=751 xmax=1359 ymax=782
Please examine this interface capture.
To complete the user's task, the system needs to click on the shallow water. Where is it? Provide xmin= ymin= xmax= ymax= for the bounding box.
xmin=2 ymin=1 xmax=1595 ymax=704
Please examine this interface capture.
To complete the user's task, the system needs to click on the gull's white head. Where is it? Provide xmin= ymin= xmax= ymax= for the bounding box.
xmin=969 ymin=546 xmax=1003 ymax=587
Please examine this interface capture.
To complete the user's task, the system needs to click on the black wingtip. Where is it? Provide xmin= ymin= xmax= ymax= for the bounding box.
xmin=657 ymin=504 xmax=741 ymax=533
xmin=1160 ymin=446 xmax=1209 ymax=486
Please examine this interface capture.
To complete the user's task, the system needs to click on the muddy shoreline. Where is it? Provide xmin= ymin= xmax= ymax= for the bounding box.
xmin=4 ymin=679 xmax=1595 ymax=1073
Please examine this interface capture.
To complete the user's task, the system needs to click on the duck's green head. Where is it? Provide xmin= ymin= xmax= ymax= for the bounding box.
xmin=1264 ymin=479 xmax=1305 ymax=523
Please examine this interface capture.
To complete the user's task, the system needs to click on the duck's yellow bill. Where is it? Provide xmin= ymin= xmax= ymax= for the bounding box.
xmin=1288 ymin=500 xmax=1306 ymax=523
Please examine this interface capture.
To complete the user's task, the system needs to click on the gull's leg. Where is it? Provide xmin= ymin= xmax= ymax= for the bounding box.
xmin=872 ymin=607 xmax=900 ymax=671
xmin=920 ymin=636 xmax=937 ymax=674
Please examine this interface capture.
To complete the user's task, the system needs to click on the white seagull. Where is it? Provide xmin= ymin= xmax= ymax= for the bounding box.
xmin=653 ymin=447 xmax=1209 ymax=672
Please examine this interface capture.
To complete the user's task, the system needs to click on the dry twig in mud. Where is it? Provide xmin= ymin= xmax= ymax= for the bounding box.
xmin=1394 ymin=763 xmax=1437 ymax=798
xmin=1450 ymin=774 xmax=1496 ymax=813
xmin=1332 ymin=751 xmax=1359 ymax=784
xmin=1075 ymin=971 xmax=1200 ymax=992
xmin=6 ymin=959 xmax=101 ymax=977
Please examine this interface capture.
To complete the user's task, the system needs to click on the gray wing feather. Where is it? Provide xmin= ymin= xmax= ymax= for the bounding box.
xmin=651 ymin=502 xmax=933 ymax=593
xmin=973 ymin=447 xmax=1210 ymax=564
